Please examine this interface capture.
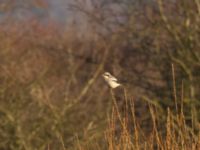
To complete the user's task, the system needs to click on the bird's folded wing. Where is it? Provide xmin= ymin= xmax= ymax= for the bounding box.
xmin=109 ymin=75 xmax=118 ymax=81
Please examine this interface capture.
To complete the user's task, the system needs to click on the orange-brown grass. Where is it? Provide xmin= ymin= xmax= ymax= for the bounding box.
xmin=99 ymin=68 xmax=200 ymax=150
xmin=103 ymin=99 xmax=200 ymax=150
xmin=75 ymin=87 xmax=200 ymax=150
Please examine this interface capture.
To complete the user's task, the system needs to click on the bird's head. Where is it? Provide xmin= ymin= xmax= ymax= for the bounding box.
xmin=102 ymin=72 xmax=112 ymax=79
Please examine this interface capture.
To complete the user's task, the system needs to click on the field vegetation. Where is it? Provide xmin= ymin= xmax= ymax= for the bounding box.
xmin=0 ymin=0 xmax=199 ymax=149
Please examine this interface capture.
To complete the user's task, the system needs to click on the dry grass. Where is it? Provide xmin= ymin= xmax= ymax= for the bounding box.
xmin=0 ymin=1 xmax=200 ymax=148
xmin=77 ymin=88 xmax=200 ymax=150
xmin=104 ymin=103 xmax=200 ymax=150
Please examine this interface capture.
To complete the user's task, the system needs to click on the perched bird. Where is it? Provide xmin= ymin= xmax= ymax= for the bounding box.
xmin=102 ymin=72 xmax=130 ymax=133
xmin=102 ymin=72 xmax=150 ymax=134
xmin=102 ymin=71 xmax=125 ymax=110
xmin=102 ymin=72 xmax=121 ymax=89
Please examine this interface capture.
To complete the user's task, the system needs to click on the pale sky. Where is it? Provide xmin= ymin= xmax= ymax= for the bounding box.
xmin=48 ymin=0 xmax=71 ymax=23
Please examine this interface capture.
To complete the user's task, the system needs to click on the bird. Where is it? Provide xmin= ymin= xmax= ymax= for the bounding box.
xmin=102 ymin=71 xmax=125 ymax=112
xmin=102 ymin=72 xmax=131 ymax=133
xmin=102 ymin=72 xmax=150 ymax=134
xmin=102 ymin=72 xmax=121 ymax=89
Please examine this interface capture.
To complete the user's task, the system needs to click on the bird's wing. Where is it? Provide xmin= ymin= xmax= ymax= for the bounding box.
xmin=111 ymin=76 xmax=118 ymax=81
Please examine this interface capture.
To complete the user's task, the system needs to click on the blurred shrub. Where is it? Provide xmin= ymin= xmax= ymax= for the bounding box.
xmin=0 ymin=20 xmax=112 ymax=149
xmin=0 ymin=0 xmax=199 ymax=149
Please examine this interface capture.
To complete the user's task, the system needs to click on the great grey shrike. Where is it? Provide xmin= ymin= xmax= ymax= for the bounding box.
xmin=102 ymin=72 xmax=121 ymax=89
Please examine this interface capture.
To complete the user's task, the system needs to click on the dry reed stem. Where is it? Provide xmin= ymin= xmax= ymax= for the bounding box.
xmin=130 ymin=99 xmax=139 ymax=150
xmin=110 ymin=89 xmax=124 ymax=129
xmin=149 ymin=104 xmax=164 ymax=150
xmin=59 ymin=135 xmax=66 ymax=150
xmin=171 ymin=64 xmax=178 ymax=114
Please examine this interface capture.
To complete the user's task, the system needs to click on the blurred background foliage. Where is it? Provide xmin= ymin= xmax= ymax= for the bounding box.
xmin=0 ymin=0 xmax=199 ymax=149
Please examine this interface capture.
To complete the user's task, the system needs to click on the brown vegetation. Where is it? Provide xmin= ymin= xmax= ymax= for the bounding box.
xmin=0 ymin=0 xmax=199 ymax=149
